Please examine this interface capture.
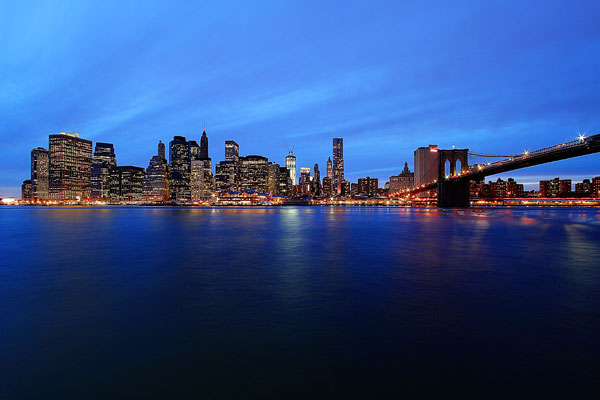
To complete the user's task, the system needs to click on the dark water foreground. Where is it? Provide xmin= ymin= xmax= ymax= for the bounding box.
xmin=1 ymin=206 xmax=599 ymax=397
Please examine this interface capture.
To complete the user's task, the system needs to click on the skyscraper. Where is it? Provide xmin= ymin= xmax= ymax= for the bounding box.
xmin=285 ymin=151 xmax=297 ymax=185
xmin=22 ymin=180 xmax=32 ymax=201
xmin=91 ymin=142 xmax=116 ymax=200
xmin=109 ymin=166 xmax=145 ymax=202
xmin=188 ymin=140 xmax=201 ymax=160
xmin=225 ymin=140 xmax=239 ymax=162
xmin=143 ymin=144 xmax=170 ymax=202
xmin=333 ymin=138 xmax=344 ymax=195
xmin=414 ymin=145 xmax=439 ymax=198
xmin=190 ymin=160 xmax=205 ymax=202
xmin=238 ymin=155 xmax=269 ymax=192
xmin=158 ymin=140 xmax=166 ymax=161
xmin=313 ymin=163 xmax=321 ymax=196
xmin=30 ymin=147 xmax=49 ymax=200
xmin=200 ymin=129 xmax=209 ymax=159
xmin=326 ymin=157 xmax=333 ymax=179
xmin=49 ymin=132 xmax=93 ymax=200
xmin=170 ymin=135 xmax=191 ymax=202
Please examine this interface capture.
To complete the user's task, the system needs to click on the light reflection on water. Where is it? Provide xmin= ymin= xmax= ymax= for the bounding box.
xmin=1 ymin=206 xmax=600 ymax=397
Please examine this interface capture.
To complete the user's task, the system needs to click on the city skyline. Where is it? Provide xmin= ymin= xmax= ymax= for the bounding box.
xmin=2 ymin=1 xmax=600 ymax=197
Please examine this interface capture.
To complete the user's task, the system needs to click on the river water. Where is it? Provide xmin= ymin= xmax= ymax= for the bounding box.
xmin=1 ymin=206 xmax=599 ymax=397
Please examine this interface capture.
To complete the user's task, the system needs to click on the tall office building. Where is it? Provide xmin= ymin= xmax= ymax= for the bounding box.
xmin=158 ymin=140 xmax=166 ymax=161
xmin=91 ymin=142 xmax=116 ymax=200
xmin=239 ymin=155 xmax=269 ymax=192
xmin=414 ymin=145 xmax=439 ymax=198
xmin=200 ymin=129 xmax=209 ymax=159
xmin=190 ymin=160 xmax=206 ymax=202
xmin=278 ymin=166 xmax=291 ymax=197
xmin=22 ymin=180 xmax=32 ymax=201
xmin=170 ymin=136 xmax=191 ymax=202
xmin=109 ymin=166 xmax=145 ymax=202
xmin=30 ymin=147 xmax=49 ymax=200
xmin=225 ymin=140 xmax=239 ymax=162
xmin=299 ymin=167 xmax=312 ymax=195
xmin=49 ymin=132 xmax=93 ymax=200
xmin=215 ymin=161 xmax=238 ymax=191
xmin=285 ymin=151 xmax=297 ymax=185
xmin=313 ymin=163 xmax=321 ymax=196
xmin=143 ymin=144 xmax=170 ymax=201
xmin=333 ymin=138 xmax=344 ymax=195
xmin=188 ymin=140 xmax=201 ymax=160
xmin=326 ymin=157 xmax=333 ymax=179
xmin=357 ymin=177 xmax=379 ymax=197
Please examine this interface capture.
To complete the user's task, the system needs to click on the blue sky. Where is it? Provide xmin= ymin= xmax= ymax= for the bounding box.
xmin=1 ymin=0 xmax=599 ymax=196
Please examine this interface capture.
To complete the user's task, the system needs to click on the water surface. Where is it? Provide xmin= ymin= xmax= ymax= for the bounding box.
xmin=1 ymin=206 xmax=600 ymax=397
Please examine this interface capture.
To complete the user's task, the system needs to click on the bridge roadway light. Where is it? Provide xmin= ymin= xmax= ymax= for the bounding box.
xmin=578 ymin=133 xmax=586 ymax=142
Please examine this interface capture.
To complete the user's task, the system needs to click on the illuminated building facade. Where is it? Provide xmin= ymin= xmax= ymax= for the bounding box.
xmin=49 ymin=132 xmax=93 ymax=200
xmin=190 ymin=160 xmax=206 ymax=202
xmin=285 ymin=152 xmax=297 ymax=185
xmin=109 ymin=166 xmax=145 ymax=202
xmin=143 ymin=145 xmax=170 ymax=201
xmin=357 ymin=177 xmax=378 ymax=197
xmin=215 ymin=161 xmax=238 ymax=191
xmin=22 ymin=180 xmax=32 ymax=200
xmin=278 ymin=166 xmax=291 ymax=196
xmin=225 ymin=140 xmax=239 ymax=162
xmin=299 ymin=167 xmax=311 ymax=195
xmin=322 ymin=176 xmax=333 ymax=197
xmin=30 ymin=147 xmax=49 ymax=200
xmin=389 ymin=161 xmax=414 ymax=195
xmin=332 ymin=138 xmax=344 ymax=195
xmin=414 ymin=145 xmax=439 ymax=198
xmin=91 ymin=142 xmax=116 ymax=200
xmin=326 ymin=156 xmax=333 ymax=179
xmin=539 ymin=178 xmax=572 ymax=197
xmin=188 ymin=140 xmax=201 ymax=160
xmin=169 ymin=136 xmax=191 ymax=202
xmin=267 ymin=162 xmax=280 ymax=194
xmin=239 ymin=155 xmax=269 ymax=192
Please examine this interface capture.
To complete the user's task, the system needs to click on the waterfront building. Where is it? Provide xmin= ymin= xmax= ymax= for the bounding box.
xmin=191 ymin=160 xmax=206 ymax=202
xmin=351 ymin=182 xmax=359 ymax=197
xmin=215 ymin=160 xmax=238 ymax=191
xmin=91 ymin=142 xmax=116 ymax=200
xmin=322 ymin=176 xmax=333 ymax=197
xmin=540 ymin=178 xmax=572 ymax=197
xmin=278 ymin=167 xmax=291 ymax=197
xmin=169 ymin=136 xmax=191 ymax=202
xmin=286 ymin=151 xmax=297 ymax=185
xmin=158 ymin=140 xmax=166 ymax=160
xmin=357 ymin=177 xmax=379 ymax=197
xmin=22 ymin=180 xmax=32 ymax=201
xmin=49 ymin=132 xmax=93 ymax=200
xmin=333 ymin=138 xmax=344 ymax=195
xmin=225 ymin=140 xmax=239 ymax=162
xmin=593 ymin=177 xmax=600 ymax=197
xmin=575 ymin=179 xmax=593 ymax=196
xmin=471 ymin=178 xmax=524 ymax=198
xmin=389 ymin=161 xmax=414 ymax=195
xmin=341 ymin=180 xmax=351 ymax=198
xmin=30 ymin=147 xmax=49 ymax=200
xmin=109 ymin=166 xmax=145 ymax=202
xmin=414 ymin=145 xmax=439 ymax=198
xmin=143 ymin=144 xmax=170 ymax=201
xmin=267 ymin=162 xmax=280 ymax=194
xmin=239 ymin=155 xmax=269 ymax=192
xmin=326 ymin=157 xmax=333 ymax=179
xmin=299 ymin=167 xmax=311 ymax=195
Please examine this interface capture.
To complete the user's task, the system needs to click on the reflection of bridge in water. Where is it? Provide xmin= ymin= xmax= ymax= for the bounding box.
xmin=395 ymin=133 xmax=600 ymax=207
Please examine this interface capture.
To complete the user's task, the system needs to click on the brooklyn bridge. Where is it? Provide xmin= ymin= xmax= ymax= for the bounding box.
xmin=393 ymin=133 xmax=600 ymax=207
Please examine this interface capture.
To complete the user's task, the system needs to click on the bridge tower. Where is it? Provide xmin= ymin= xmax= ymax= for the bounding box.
xmin=437 ymin=149 xmax=470 ymax=207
